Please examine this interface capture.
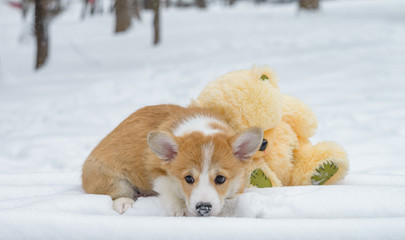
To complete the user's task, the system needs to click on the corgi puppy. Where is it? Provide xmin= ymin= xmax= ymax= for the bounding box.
xmin=82 ymin=104 xmax=263 ymax=216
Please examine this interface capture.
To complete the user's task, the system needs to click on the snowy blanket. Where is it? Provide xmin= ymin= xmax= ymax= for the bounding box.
xmin=1 ymin=172 xmax=404 ymax=239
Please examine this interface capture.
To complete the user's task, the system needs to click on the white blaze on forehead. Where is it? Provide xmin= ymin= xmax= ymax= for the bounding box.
xmin=188 ymin=142 xmax=222 ymax=216
xmin=201 ymin=141 xmax=214 ymax=171
xmin=173 ymin=115 xmax=226 ymax=137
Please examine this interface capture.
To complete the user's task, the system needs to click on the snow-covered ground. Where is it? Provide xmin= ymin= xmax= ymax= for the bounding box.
xmin=1 ymin=0 xmax=405 ymax=239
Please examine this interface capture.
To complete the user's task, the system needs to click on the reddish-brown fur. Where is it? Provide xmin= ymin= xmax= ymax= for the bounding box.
xmin=169 ymin=132 xmax=249 ymax=201
xmin=82 ymin=104 xmax=252 ymax=203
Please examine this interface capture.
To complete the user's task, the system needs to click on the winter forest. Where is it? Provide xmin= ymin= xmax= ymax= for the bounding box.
xmin=1 ymin=0 xmax=405 ymax=239
xmin=13 ymin=0 xmax=320 ymax=70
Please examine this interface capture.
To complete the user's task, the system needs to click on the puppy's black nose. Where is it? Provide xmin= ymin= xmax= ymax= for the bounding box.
xmin=196 ymin=202 xmax=212 ymax=216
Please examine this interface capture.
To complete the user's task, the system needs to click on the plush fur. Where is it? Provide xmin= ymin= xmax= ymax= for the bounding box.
xmin=82 ymin=104 xmax=263 ymax=216
xmin=191 ymin=66 xmax=349 ymax=187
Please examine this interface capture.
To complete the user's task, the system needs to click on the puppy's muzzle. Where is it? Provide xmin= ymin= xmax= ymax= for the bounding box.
xmin=196 ymin=202 xmax=212 ymax=216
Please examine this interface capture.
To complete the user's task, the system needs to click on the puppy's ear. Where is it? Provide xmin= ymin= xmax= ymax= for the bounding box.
xmin=147 ymin=131 xmax=178 ymax=161
xmin=232 ymin=127 xmax=263 ymax=161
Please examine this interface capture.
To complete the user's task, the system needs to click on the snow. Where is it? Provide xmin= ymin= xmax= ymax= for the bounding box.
xmin=1 ymin=0 xmax=405 ymax=239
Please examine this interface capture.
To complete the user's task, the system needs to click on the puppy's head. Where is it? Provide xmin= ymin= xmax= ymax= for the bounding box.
xmin=148 ymin=127 xmax=263 ymax=216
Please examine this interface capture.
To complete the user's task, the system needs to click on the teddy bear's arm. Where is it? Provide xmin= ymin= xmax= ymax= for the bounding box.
xmin=282 ymin=95 xmax=318 ymax=139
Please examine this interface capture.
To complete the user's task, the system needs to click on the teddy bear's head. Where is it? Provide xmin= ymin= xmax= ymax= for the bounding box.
xmin=191 ymin=65 xmax=283 ymax=133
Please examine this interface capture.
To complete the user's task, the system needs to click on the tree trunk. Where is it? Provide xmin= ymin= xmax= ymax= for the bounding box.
xmin=132 ymin=0 xmax=141 ymax=20
xmin=195 ymin=0 xmax=206 ymax=8
xmin=229 ymin=0 xmax=236 ymax=6
xmin=152 ymin=0 xmax=160 ymax=45
xmin=35 ymin=0 xmax=49 ymax=70
xmin=144 ymin=0 xmax=153 ymax=10
xmin=90 ymin=1 xmax=96 ymax=15
xmin=299 ymin=0 xmax=319 ymax=10
xmin=22 ymin=0 xmax=31 ymax=19
xmin=115 ymin=0 xmax=131 ymax=33
xmin=254 ymin=0 xmax=263 ymax=4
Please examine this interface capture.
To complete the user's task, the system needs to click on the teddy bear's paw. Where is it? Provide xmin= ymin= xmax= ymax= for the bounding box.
xmin=250 ymin=168 xmax=272 ymax=188
xmin=311 ymin=161 xmax=339 ymax=185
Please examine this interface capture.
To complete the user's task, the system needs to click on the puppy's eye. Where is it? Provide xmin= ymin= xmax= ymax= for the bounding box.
xmin=214 ymin=175 xmax=226 ymax=185
xmin=185 ymin=175 xmax=194 ymax=184
xmin=259 ymin=139 xmax=268 ymax=151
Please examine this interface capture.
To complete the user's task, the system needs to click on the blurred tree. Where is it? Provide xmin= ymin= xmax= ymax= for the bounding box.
xmin=35 ymin=0 xmax=49 ymax=70
xmin=254 ymin=0 xmax=266 ymax=4
xmin=82 ymin=0 xmax=103 ymax=19
xmin=152 ymin=0 xmax=160 ymax=45
xmin=195 ymin=0 xmax=206 ymax=8
xmin=299 ymin=0 xmax=319 ymax=10
xmin=115 ymin=0 xmax=131 ymax=32
xmin=22 ymin=0 xmax=32 ymax=19
xmin=144 ymin=0 xmax=153 ymax=9
xmin=131 ymin=0 xmax=141 ymax=20
xmin=49 ymin=0 xmax=63 ymax=16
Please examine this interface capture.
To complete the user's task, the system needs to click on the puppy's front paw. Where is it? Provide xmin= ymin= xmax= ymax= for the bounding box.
xmin=172 ymin=209 xmax=187 ymax=217
xmin=172 ymin=206 xmax=187 ymax=217
xmin=166 ymin=199 xmax=187 ymax=216
xmin=113 ymin=197 xmax=135 ymax=214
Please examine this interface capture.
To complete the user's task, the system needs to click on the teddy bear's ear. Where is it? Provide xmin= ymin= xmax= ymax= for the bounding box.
xmin=260 ymin=74 xmax=269 ymax=81
xmin=252 ymin=65 xmax=279 ymax=88
xmin=232 ymin=127 xmax=264 ymax=161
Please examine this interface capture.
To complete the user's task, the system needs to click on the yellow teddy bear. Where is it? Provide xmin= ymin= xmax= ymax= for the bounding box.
xmin=191 ymin=66 xmax=349 ymax=187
